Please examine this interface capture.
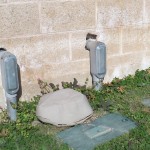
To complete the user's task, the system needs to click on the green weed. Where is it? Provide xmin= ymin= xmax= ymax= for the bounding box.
xmin=1 ymin=68 xmax=150 ymax=149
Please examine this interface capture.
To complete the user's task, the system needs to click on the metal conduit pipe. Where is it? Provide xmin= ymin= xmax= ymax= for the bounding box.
xmin=85 ymin=33 xmax=106 ymax=90
xmin=0 ymin=48 xmax=19 ymax=121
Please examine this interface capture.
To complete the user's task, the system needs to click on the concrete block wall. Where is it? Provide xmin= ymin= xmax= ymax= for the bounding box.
xmin=0 ymin=0 xmax=150 ymax=105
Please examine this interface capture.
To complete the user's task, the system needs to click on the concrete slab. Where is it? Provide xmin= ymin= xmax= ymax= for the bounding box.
xmin=57 ymin=113 xmax=136 ymax=150
xmin=142 ymin=98 xmax=150 ymax=107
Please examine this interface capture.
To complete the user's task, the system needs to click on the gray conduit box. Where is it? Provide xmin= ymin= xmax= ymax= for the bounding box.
xmin=1 ymin=53 xmax=19 ymax=94
xmin=89 ymin=42 xmax=106 ymax=79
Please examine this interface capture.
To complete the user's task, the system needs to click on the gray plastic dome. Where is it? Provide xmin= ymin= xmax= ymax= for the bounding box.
xmin=36 ymin=88 xmax=93 ymax=126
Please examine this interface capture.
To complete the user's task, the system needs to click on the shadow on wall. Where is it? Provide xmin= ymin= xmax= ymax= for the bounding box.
xmin=17 ymin=64 xmax=22 ymax=100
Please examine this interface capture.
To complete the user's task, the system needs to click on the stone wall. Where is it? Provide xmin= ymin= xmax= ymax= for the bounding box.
xmin=0 ymin=0 xmax=150 ymax=105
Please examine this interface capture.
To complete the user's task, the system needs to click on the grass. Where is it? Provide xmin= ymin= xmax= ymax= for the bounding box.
xmin=1 ymin=68 xmax=150 ymax=150
xmin=95 ymin=85 xmax=150 ymax=150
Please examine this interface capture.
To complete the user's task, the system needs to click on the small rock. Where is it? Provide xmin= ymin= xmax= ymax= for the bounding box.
xmin=32 ymin=120 xmax=41 ymax=126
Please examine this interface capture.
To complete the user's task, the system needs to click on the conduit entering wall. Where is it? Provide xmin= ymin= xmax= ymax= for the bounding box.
xmin=85 ymin=33 xmax=106 ymax=90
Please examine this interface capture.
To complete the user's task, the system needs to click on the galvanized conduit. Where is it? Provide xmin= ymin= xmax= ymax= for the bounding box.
xmin=85 ymin=33 xmax=106 ymax=90
xmin=0 ymin=48 xmax=19 ymax=121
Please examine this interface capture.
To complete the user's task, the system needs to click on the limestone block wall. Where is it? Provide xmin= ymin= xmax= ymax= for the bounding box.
xmin=0 ymin=0 xmax=150 ymax=105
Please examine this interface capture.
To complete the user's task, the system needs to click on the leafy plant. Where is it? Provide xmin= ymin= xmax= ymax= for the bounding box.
xmin=1 ymin=67 xmax=150 ymax=149
xmin=0 ymin=95 xmax=70 ymax=150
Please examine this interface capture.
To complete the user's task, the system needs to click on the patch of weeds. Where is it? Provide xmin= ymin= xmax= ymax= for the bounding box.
xmin=94 ymin=68 xmax=150 ymax=149
xmin=0 ymin=95 xmax=70 ymax=150
xmin=1 ymin=68 xmax=150 ymax=149
xmin=38 ymin=78 xmax=88 ymax=94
